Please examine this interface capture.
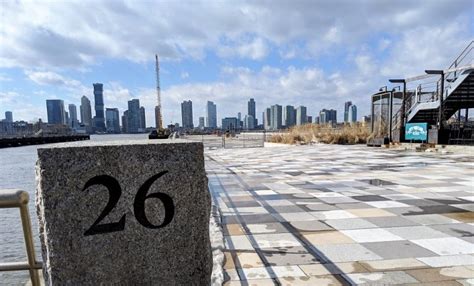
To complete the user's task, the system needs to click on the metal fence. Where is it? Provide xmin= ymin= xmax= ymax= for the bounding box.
xmin=181 ymin=133 xmax=265 ymax=149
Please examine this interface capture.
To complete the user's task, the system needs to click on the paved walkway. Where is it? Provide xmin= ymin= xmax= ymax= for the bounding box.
xmin=205 ymin=144 xmax=474 ymax=286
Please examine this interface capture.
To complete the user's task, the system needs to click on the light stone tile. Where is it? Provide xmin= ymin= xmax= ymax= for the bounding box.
xmin=310 ymin=210 xmax=357 ymax=220
xmin=365 ymin=201 xmax=411 ymax=208
xmin=238 ymin=266 xmax=306 ymax=280
xmin=325 ymin=218 xmax=378 ymax=230
xmin=279 ymin=275 xmax=344 ymax=286
xmin=418 ymin=255 xmax=474 ymax=267
xmin=251 ymin=233 xmax=302 ymax=249
xmin=346 ymin=208 xmax=396 ymax=218
xmin=303 ymin=231 xmax=355 ymax=245
xmin=360 ymin=258 xmax=427 ymax=271
xmin=235 ymin=252 xmax=264 ymax=268
xmin=346 ymin=271 xmax=418 ymax=285
xmin=341 ymin=229 xmax=404 ymax=243
xmin=299 ymin=262 xmax=368 ymax=276
xmin=385 ymin=226 xmax=451 ymax=240
xmin=277 ymin=212 xmax=320 ymax=222
xmin=412 ymin=237 xmax=474 ymax=255
xmin=225 ymin=235 xmax=254 ymax=250
xmin=316 ymin=243 xmax=382 ymax=263
xmin=404 ymin=214 xmax=462 ymax=225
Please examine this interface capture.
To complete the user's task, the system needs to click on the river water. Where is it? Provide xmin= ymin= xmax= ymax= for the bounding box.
xmin=0 ymin=134 xmax=148 ymax=284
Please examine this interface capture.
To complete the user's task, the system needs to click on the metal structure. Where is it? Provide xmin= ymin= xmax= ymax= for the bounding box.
xmin=0 ymin=189 xmax=42 ymax=286
xmin=371 ymin=40 xmax=474 ymax=144
xmin=182 ymin=133 xmax=265 ymax=149
xmin=155 ymin=54 xmax=163 ymax=130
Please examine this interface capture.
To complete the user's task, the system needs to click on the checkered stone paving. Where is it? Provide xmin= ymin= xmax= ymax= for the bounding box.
xmin=205 ymin=144 xmax=474 ymax=285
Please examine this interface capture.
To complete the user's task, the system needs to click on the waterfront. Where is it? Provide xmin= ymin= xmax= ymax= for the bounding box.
xmin=1 ymin=136 xmax=473 ymax=285
xmin=207 ymin=144 xmax=474 ymax=285
xmin=0 ymin=134 xmax=147 ymax=284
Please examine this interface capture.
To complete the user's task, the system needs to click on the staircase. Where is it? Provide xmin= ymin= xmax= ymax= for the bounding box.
xmin=405 ymin=41 xmax=474 ymax=125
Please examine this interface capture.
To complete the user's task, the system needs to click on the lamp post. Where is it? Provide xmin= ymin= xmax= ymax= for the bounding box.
xmin=389 ymin=79 xmax=406 ymax=141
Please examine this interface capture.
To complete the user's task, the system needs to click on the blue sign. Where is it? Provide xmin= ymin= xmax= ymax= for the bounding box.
xmin=405 ymin=123 xmax=428 ymax=141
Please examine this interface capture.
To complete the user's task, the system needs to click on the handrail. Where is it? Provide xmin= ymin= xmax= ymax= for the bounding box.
xmin=448 ymin=40 xmax=473 ymax=70
xmin=0 ymin=189 xmax=42 ymax=286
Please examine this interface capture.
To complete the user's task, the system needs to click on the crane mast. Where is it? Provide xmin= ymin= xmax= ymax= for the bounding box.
xmin=155 ymin=54 xmax=163 ymax=130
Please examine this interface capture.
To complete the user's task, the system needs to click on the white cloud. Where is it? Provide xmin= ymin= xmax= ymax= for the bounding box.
xmin=180 ymin=72 xmax=189 ymax=79
xmin=1 ymin=0 xmax=470 ymax=68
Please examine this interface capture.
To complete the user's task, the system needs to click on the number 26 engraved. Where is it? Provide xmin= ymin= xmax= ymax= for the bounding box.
xmin=82 ymin=171 xmax=174 ymax=236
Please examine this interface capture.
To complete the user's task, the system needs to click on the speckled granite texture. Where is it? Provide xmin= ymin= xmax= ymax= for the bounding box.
xmin=35 ymin=140 xmax=211 ymax=285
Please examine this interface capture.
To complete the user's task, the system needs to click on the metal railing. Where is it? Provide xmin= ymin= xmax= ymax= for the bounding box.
xmin=181 ymin=133 xmax=265 ymax=149
xmin=0 ymin=189 xmax=42 ymax=286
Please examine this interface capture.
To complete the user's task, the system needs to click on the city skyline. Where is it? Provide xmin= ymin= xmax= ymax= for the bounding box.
xmin=1 ymin=1 xmax=470 ymax=127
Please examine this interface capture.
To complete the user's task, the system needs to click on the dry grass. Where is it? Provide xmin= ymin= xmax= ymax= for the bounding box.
xmin=269 ymin=123 xmax=371 ymax=145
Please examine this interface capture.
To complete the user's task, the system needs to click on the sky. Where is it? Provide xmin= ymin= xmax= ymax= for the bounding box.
xmin=0 ymin=0 xmax=472 ymax=127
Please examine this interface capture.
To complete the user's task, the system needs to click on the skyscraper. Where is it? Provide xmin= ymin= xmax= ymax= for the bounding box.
xmin=181 ymin=100 xmax=194 ymax=129
xmin=5 ymin=111 xmax=13 ymax=123
xmin=344 ymin=101 xmax=352 ymax=123
xmin=270 ymin=104 xmax=282 ymax=130
xmin=206 ymin=101 xmax=217 ymax=128
xmin=264 ymin=108 xmax=271 ymax=130
xmin=106 ymin=108 xmax=120 ymax=133
xmin=127 ymin=99 xmax=141 ymax=133
xmin=46 ymin=99 xmax=65 ymax=124
xmin=349 ymin=104 xmax=357 ymax=123
xmin=222 ymin=117 xmax=239 ymax=131
xmin=68 ymin=104 xmax=78 ymax=128
xmin=248 ymin=98 xmax=257 ymax=128
xmin=80 ymin=95 xmax=92 ymax=127
xmin=139 ymin=106 xmax=146 ymax=129
xmin=122 ymin=110 xmax=129 ymax=133
xmin=198 ymin=117 xmax=205 ymax=129
xmin=284 ymin=105 xmax=296 ymax=127
xmin=93 ymin=83 xmax=105 ymax=131
xmin=320 ymin=109 xmax=337 ymax=125
xmin=243 ymin=115 xmax=254 ymax=130
xmin=296 ymin=106 xmax=307 ymax=125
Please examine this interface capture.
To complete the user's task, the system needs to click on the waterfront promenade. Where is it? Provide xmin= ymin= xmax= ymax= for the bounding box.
xmin=206 ymin=144 xmax=474 ymax=285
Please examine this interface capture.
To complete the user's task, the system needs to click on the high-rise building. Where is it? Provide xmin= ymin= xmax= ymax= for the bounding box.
xmin=127 ymin=99 xmax=141 ymax=133
xmin=315 ymin=116 xmax=320 ymax=124
xmin=307 ymin=116 xmax=313 ymax=123
xmin=106 ymin=108 xmax=121 ymax=133
xmin=248 ymin=98 xmax=257 ymax=128
xmin=264 ymin=108 xmax=271 ymax=130
xmin=222 ymin=117 xmax=239 ymax=131
xmin=139 ymin=106 xmax=146 ymax=129
xmin=181 ymin=100 xmax=194 ymax=129
xmin=206 ymin=101 xmax=217 ymax=128
xmin=122 ymin=110 xmax=129 ymax=133
xmin=296 ymin=106 xmax=307 ymax=125
xmin=243 ymin=115 xmax=254 ymax=130
xmin=5 ymin=111 xmax=13 ymax=123
xmin=349 ymin=104 xmax=357 ymax=123
xmin=270 ymin=104 xmax=282 ymax=130
xmin=284 ymin=105 xmax=296 ymax=128
xmin=344 ymin=101 xmax=352 ymax=123
xmin=46 ymin=99 xmax=65 ymax=124
xmin=93 ymin=83 xmax=105 ymax=131
xmin=320 ymin=109 xmax=337 ymax=125
xmin=80 ymin=95 xmax=92 ymax=127
xmin=198 ymin=117 xmax=205 ymax=129
xmin=68 ymin=104 xmax=78 ymax=128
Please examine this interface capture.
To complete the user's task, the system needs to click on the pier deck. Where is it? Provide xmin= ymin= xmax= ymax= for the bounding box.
xmin=206 ymin=144 xmax=474 ymax=285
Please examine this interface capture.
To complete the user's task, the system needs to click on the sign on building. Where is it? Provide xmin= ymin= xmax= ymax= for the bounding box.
xmin=405 ymin=122 xmax=428 ymax=141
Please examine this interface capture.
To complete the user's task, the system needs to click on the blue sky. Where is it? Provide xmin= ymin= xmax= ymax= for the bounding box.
xmin=0 ymin=0 xmax=472 ymax=126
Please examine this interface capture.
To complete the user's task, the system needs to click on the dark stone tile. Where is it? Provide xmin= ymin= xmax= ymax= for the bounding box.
xmin=359 ymin=179 xmax=396 ymax=186
xmin=285 ymin=171 xmax=304 ymax=176
xmin=362 ymin=241 xmax=437 ymax=259
xmin=271 ymin=205 xmax=305 ymax=213
xmin=401 ymin=199 xmax=443 ymax=207
xmin=352 ymin=195 xmax=390 ymax=202
xmin=403 ymin=205 xmax=467 ymax=216
xmin=241 ymin=214 xmax=278 ymax=224
xmin=228 ymin=201 xmax=261 ymax=208
xmin=260 ymin=246 xmax=321 ymax=266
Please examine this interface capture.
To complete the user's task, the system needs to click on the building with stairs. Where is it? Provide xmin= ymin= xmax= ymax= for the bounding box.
xmin=371 ymin=41 xmax=473 ymax=145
